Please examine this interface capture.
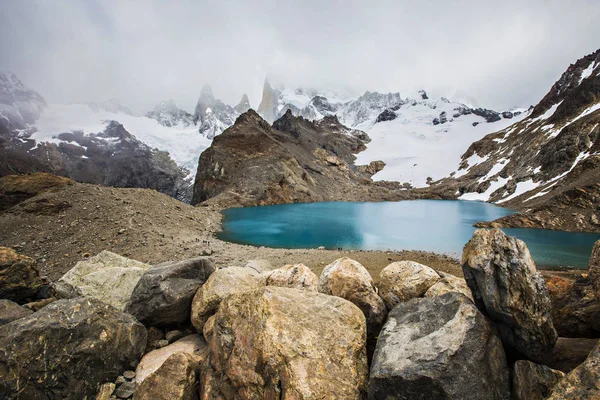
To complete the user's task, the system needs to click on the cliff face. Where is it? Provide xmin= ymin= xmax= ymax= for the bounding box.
xmin=191 ymin=110 xmax=405 ymax=207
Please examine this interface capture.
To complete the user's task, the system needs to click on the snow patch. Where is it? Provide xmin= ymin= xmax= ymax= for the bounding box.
xmin=458 ymin=177 xmax=508 ymax=202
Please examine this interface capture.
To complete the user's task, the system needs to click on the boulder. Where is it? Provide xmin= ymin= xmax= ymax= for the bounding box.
xmin=424 ymin=271 xmax=474 ymax=302
xmin=0 ymin=246 xmax=43 ymax=303
xmin=133 ymin=352 xmax=203 ymax=400
xmin=589 ymin=240 xmax=600 ymax=298
xmin=540 ymin=337 xmax=599 ymax=373
xmin=265 ymin=263 xmax=319 ymax=291
xmin=546 ymin=274 xmax=600 ymax=337
xmin=318 ymin=257 xmax=387 ymax=336
xmin=0 ymin=297 xmax=147 ymax=399
xmin=190 ymin=266 xmax=264 ymax=332
xmin=378 ymin=260 xmax=440 ymax=309
xmin=125 ymin=257 xmax=215 ymax=326
xmin=58 ymin=250 xmax=152 ymax=310
xmin=462 ymin=229 xmax=557 ymax=361
xmin=547 ymin=340 xmax=600 ymax=399
xmin=135 ymin=334 xmax=207 ymax=384
xmin=512 ymin=360 xmax=565 ymax=400
xmin=202 ymin=286 xmax=368 ymax=399
xmin=96 ymin=382 xmax=116 ymax=400
xmin=244 ymin=259 xmax=274 ymax=273
xmin=0 ymin=299 xmax=33 ymax=325
xmin=369 ymin=293 xmax=510 ymax=400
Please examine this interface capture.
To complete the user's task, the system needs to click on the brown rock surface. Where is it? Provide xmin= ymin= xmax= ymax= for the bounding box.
xmin=512 ymin=360 xmax=565 ymax=400
xmin=547 ymin=340 xmax=600 ymax=399
xmin=0 ymin=172 xmax=72 ymax=212
xmin=265 ymin=263 xmax=319 ymax=291
xmin=0 ymin=246 xmax=43 ymax=303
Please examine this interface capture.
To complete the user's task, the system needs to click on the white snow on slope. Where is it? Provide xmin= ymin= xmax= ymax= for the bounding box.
xmin=33 ymin=103 xmax=211 ymax=175
xmin=356 ymin=103 xmax=528 ymax=187
xmin=579 ymin=62 xmax=598 ymax=84
xmin=458 ymin=177 xmax=508 ymax=201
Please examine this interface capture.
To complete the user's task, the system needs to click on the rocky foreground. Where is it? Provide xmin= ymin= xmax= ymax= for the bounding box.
xmin=1 ymin=227 xmax=600 ymax=399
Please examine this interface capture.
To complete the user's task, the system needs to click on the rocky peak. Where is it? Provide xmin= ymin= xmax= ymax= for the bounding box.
xmin=234 ymin=94 xmax=251 ymax=114
xmin=0 ymin=71 xmax=47 ymax=128
xmin=193 ymin=85 xmax=238 ymax=139
xmin=257 ymin=79 xmax=281 ymax=123
xmin=418 ymin=89 xmax=429 ymax=100
xmin=199 ymin=85 xmax=215 ymax=104
xmin=146 ymin=100 xmax=193 ymax=127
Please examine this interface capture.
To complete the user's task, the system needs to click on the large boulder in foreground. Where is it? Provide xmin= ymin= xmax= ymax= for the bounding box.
xmin=0 ymin=299 xmax=33 ymax=325
xmin=190 ymin=266 xmax=264 ymax=332
xmin=0 ymin=246 xmax=43 ymax=303
xmin=202 ymin=286 xmax=368 ymax=399
xmin=512 ymin=360 xmax=565 ymax=400
xmin=424 ymin=271 xmax=474 ymax=302
xmin=126 ymin=257 xmax=215 ymax=326
xmin=0 ymin=297 xmax=147 ymax=399
xmin=369 ymin=293 xmax=510 ymax=400
xmin=378 ymin=260 xmax=440 ymax=309
xmin=266 ymin=263 xmax=319 ymax=291
xmin=547 ymin=340 xmax=600 ymax=399
xmin=462 ymin=229 xmax=557 ymax=361
xmin=589 ymin=240 xmax=600 ymax=298
xmin=58 ymin=250 xmax=152 ymax=310
xmin=318 ymin=257 xmax=387 ymax=336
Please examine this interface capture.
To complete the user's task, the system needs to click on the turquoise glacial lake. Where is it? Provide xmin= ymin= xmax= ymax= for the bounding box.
xmin=217 ymin=200 xmax=600 ymax=269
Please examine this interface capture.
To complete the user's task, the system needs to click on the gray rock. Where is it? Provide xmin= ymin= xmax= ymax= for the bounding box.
xmin=589 ymin=239 xmax=600 ymax=298
xmin=265 ymin=263 xmax=319 ymax=291
xmin=244 ymin=259 xmax=274 ymax=273
xmin=378 ymin=260 xmax=440 ymax=309
xmin=51 ymin=280 xmax=83 ymax=299
xmin=424 ymin=271 xmax=474 ymax=302
xmin=114 ymin=381 xmax=136 ymax=399
xmin=462 ymin=229 xmax=557 ymax=362
xmin=0 ymin=298 xmax=33 ymax=325
xmin=123 ymin=370 xmax=136 ymax=380
xmin=125 ymin=257 xmax=215 ymax=326
xmin=0 ymin=298 xmax=147 ymax=399
xmin=547 ymin=339 xmax=600 ymax=399
xmin=165 ymin=329 xmax=183 ymax=343
xmin=369 ymin=293 xmax=510 ymax=400
xmin=512 ymin=360 xmax=564 ymax=400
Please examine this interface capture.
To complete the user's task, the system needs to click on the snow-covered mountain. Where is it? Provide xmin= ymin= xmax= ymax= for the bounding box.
xmin=192 ymin=85 xmax=240 ymax=139
xmin=0 ymin=71 xmax=46 ymax=128
xmin=145 ymin=99 xmax=194 ymax=128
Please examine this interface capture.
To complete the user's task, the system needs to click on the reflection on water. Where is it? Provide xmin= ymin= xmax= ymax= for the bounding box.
xmin=218 ymin=200 xmax=600 ymax=269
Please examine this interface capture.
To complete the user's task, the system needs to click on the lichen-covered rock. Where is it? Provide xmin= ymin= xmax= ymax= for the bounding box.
xmin=424 ymin=271 xmax=474 ymax=302
xmin=96 ymin=382 xmax=116 ymax=400
xmin=369 ymin=293 xmax=510 ymax=400
xmin=547 ymin=340 xmax=600 ymax=399
xmin=512 ymin=360 xmax=565 ymax=400
xmin=58 ymin=250 xmax=152 ymax=310
xmin=133 ymin=352 xmax=204 ymax=400
xmin=318 ymin=257 xmax=387 ymax=336
xmin=589 ymin=240 xmax=600 ymax=298
xmin=378 ymin=260 xmax=440 ymax=309
xmin=202 ymin=286 xmax=368 ymax=399
xmin=0 ymin=246 xmax=43 ymax=303
xmin=125 ymin=257 xmax=215 ymax=326
xmin=0 ymin=297 xmax=147 ymax=400
xmin=265 ymin=263 xmax=318 ymax=291
xmin=0 ymin=298 xmax=33 ymax=325
xmin=462 ymin=229 xmax=557 ymax=361
xmin=190 ymin=267 xmax=265 ymax=332
xmin=135 ymin=334 xmax=207 ymax=384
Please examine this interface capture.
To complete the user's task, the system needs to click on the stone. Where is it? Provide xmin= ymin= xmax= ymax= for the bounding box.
xmin=96 ymin=382 xmax=116 ymax=400
xmin=23 ymin=296 xmax=57 ymax=311
xmin=133 ymin=353 xmax=202 ymax=400
xmin=58 ymin=250 xmax=152 ymax=310
xmin=0 ymin=246 xmax=43 ymax=303
xmin=165 ymin=329 xmax=183 ymax=343
xmin=424 ymin=271 xmax=474 ymax=302
xmin=378 ymin=260 xmax=440 ymax=309
xmin=462 ymin=229 xmax=557 ymax=361
xmin=369 ymin=293 xmax=510 ymax=400
xmin=512 ymin=360 xmax=565 ymax=400
xmin=157 ymin=339 xmax=169 ymax=348
xmin=265 ymin=263 xmax=319 ymax=291
xmin=51 ymin=279 xmax=83 ymax=299
xmin=135 ymin=334 xmax=207 ymax=384
xmin=540 ymin=337 xmax=599 ymax=372
xmin=0 ymin=298 xmax=147 ymax=399
xmin=115 ymin=375 xmax=126 ymax=385
xmin=123 ymin=370 xmax=136 ymax=380
xmin=190 ymin=266 xmax=264 ymax=332
xmin=244 ymin=259 xmax=274 ymax=273
xmin=318 ymin=257 xmax=387 ymax=337
xmin=589 ymin=240 xmax=600 ymax=298
xmin=0 ymin=298 xmax=33 ymax=325
xmin=202 ymin=287 xmax=368 ymax=399
xmin=125 ymin=257 xmax=215 ymax=326
xmin=547 ymin=340 xmax=600 ymax=399
xmin=114 ymin=381 xmax=136 ymax=399
xmin=546 ymin=274 xmax=600 ymax=337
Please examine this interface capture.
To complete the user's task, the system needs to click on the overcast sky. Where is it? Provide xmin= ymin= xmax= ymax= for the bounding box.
xmin=1 ymin=0 xmax=599 ymax=114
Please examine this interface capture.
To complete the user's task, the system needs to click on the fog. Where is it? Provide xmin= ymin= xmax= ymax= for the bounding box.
xmin=1 ymin=0 xmax=599 ymax=114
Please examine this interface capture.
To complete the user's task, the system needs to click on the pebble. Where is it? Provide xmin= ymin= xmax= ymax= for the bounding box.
xmin=115 ymin=375 xmax=126 ymax=385
xmin=165 ymin=330 xmax=183 ymax=343
xmin=123 ymin=370 xmax=136 ymax=380
xmin=157 ymin=339 xmax=169 ymax=348
xmin=113 ymin=381 xmax=136 ymax=399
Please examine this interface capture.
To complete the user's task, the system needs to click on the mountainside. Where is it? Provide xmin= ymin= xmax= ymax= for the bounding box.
xmin=191 ymin=110 xmax=411 ymax=207
xmin=449 ymin=49 xmax=600 ymax=232
xmin=145 ymin=99 xmax=194 ymax=127
xmin=193 ymin=85 xmax=242 ymax=139
xmin=0 ymin=71 xmax=46 ymax=128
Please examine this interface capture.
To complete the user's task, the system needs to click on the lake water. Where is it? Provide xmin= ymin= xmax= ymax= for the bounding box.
xmin=218 ymin=200 xmax=600 ymax=269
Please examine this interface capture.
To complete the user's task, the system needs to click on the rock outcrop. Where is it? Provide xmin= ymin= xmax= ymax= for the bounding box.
xmin=378 ymin=260 xmax=440 ymax=309
xmin=0 ymin=172 xmax=73 ymax=212
xmin=547 ymin=340 xmax=600 ymax=399
xmin=190 ymin=266 xmax=264 ymax=331
xmin=0 ymin=297 xmax=147 ymax=400
xmin=462 ymin=229 xmax=557 ymax=361
xmin=512 ymin=360 xmax=565 ymax=400
xmin=369 ymin=293 xmax=510 ymax=400
xmin=201 ymin=286 xmax=368 ymax=399
xmin=126 ymin=257 xmax=215 ymax=326
xmin=58 ymin=250 xmax=152 ymax=311
xmin=318 ymin=257 xmax=387 ymax=337
xmin=0 ymin=246 xmax=43 ymax=303
xmin=265 ymin=263 xmax=319 ymax=291
xmin=589 ymin=239 xmax=600 ymax=297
